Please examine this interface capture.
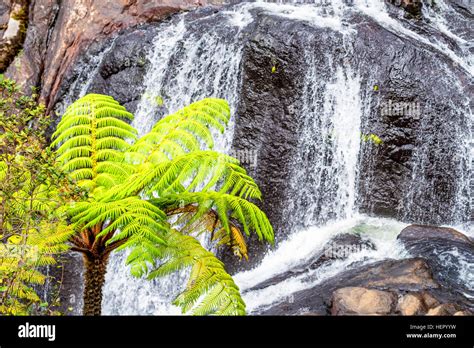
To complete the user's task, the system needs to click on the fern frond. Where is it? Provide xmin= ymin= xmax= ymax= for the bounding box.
xmin=127 ymin=98 xmax=230 ymax=164
xmin=143 ymin=229 xmax=245 ymax=315
xmin=51 ymin=94 xmax=138 ymax=194
xmin=70 ymin=196 xmax=169 ymax=247
xmin=106 ymin=150 xmax=261 ymax=201
xmin=151 ymin=191 xmax=274 ymax=244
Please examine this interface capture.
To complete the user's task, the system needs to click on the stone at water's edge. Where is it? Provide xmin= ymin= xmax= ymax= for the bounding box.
xmin=260 ymin=257 xmax=472 ymax=315
xmin=396 ymin=293 xmax=426 ymax=316
xmin=399 ymin=224 xmax=473 ymax=245
xmin=331 ymin=287 xmax=397 ymax=315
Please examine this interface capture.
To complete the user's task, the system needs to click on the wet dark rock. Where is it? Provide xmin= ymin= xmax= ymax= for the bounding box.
xmin=399 ymin=224 xmax=473 ymax=245
xmin=42 ymin=252 xmax=84 ymax=316
xmin=353 ymin=11 xmax=471 ymax=226
xmin=398 ymin=224 xmax=474 ymax=301
xmin=81 ymin=25 xmax=157 ymax=114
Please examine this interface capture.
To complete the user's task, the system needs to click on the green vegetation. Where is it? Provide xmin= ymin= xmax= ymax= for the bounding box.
xmin=0 ymin=76 xmax=77 ymax=315
xmin=51 ymin=94 xmax=274 ymax=315
xmin=361 ymin=133 xmax=383 ymax=146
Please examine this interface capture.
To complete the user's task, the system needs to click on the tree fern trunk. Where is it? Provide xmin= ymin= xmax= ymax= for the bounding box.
xmin=83 ymin=253 xmax=109 ymax=316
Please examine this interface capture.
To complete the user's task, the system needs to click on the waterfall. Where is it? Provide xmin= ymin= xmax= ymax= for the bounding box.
xmin=286 ymin=62 xmax=362 ymax=229
xmin=102 ymin=6 xmax=254 ymax=315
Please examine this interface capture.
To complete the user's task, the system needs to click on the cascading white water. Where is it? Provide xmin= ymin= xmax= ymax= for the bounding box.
xmin=102 ymin=7 xmax=254 ymax=315
xmin=286 ymin=62 xmax=362 ymax=228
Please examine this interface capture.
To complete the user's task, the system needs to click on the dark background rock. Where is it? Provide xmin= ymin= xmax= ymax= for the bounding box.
xmin=39 ymin=252 xmax=84 ymax=315
xmin=352 ymin=11 xmax=471 ymax=226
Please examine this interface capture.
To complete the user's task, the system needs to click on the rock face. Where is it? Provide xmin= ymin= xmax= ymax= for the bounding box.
xmin=42 ymin=1 xmax=471 ymax=283
xmin=331 ymin=287 xmax=396 ymax=315
xmin=7 ymin=1 xmax=470 ymax=314
xmin=398 ymin=225 xmax=474 ymax=301
xmin=353 ymin=15 xmax=471 ymax=226
xmin=3 ymin=0 xmax=226 ymax=110
xmin=260 ymin=257 xmax=473 ymax=315
xmin=52 ymin=24 xmax=158 ymax=118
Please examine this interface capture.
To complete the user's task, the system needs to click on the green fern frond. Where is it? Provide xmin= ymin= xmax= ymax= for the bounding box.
xmin=51 ymin=94 xmax=138 ymax=194
xmin=143 ymin=229 xmax=246 ymax=315
xmin=70 ymin=196 xmax=169 ymax=247
xmin=127 ymin=98 xmax=230 ymax=164
xmin=106 ymin=150 xmax=261 ymax=201
xmin=152 ymin=191 xmax=274 ymax=244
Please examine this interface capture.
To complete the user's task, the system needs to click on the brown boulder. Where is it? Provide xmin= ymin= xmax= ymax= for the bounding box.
xmin=420 ymin=291 xmax=440 ymax=309
xmin=331 ymin=287 xmax=396 ymax=315
xmin=397 ymin=293 xmax=425 ymax=315
xmin=426 ymin=303 xmax=459 ymax=316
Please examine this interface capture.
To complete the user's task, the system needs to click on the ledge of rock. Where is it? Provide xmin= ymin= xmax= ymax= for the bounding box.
xmin=399 ymin=224 xmax=473 ymax=245
xmin=260 ymin=257 xmax=474 ymax=315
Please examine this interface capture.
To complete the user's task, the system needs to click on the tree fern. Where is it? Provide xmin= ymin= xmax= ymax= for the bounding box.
xmin=50 ymin=95 xmax=274 ymax=316
xmin=51 ymin=94 xmax=137 ymax=195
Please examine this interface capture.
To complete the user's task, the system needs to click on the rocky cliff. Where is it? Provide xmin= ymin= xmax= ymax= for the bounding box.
xmin=1 ymin=0 xmax=225 ymax=110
